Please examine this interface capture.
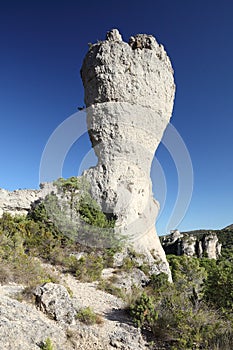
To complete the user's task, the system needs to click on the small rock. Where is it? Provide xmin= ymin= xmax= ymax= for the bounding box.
xmin=106 ymin=29 xmax=122 ymax=42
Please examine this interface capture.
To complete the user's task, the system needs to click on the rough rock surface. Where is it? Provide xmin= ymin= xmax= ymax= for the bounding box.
xmin=0 ymin=274 xmax=149 ymax=350
xmin=81 ymin=29 xmax=175 ymax=278
xmin=0 ymin=183 xmax=55 ymax=217
xmin=112 ymin=268 xmax=149 ymax=293
xmin=34 ymin=282 xmax=76 ymax=324
xmin=0 ymin=286 xmax=72 ymax=350
xmin=162 ymin=230 xmax=222 ymax=259
xmin=0 ymin=29 xmax=175 ymax=279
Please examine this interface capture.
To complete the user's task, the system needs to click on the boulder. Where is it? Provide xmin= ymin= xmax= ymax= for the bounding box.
xmin=0 ymin=293 xmax=71 ymax=350
xmin=34 ymin=282 xmax=76 ymax=324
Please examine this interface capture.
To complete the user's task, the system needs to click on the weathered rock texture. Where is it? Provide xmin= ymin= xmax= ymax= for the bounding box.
xmin=0 ymin=279 xmax=149 ymax=350
xmin=34 ymin=282 xmax=76 ymax=324
xmin=81 ymin=29 xmax=175 ymax=276
xmin=0 ymin=183 xmax=55 ymax=217
xmin=162 ymin=230 xmax=222 ymax=259
xmin=0 ymin=29 xmax=175 ymax=279
xmin=0 ymin=285 xmax=72 ymax=350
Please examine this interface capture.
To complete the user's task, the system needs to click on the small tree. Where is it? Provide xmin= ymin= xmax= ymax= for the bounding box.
xmin=204 ymin=259 xmax=233 ymax=315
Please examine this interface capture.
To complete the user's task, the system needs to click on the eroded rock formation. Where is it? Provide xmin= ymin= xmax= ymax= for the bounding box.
xmin=0 ymin=29 xmax=175 ymax=279
xmin=162 ymin=230 xmax=222 ymax=259
xmin=0 ymin=183 xmax=55 ymax=217
xmin=81 ymin=29 xmax=175 ymax=277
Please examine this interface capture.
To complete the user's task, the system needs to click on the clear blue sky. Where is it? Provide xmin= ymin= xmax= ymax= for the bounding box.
xmin=1 ymin=0 xmax=233 ymax=234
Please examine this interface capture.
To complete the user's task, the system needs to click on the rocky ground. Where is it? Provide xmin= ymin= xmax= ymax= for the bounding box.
xmin=0 ymin=264 xmax=150 ymax=350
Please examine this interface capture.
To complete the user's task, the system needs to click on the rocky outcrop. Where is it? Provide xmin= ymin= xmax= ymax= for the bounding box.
xmin=81 ymin=29 xmax=175 ymax=278
xmin=202 ymin=233 xmax=222 ymax=259
xmin=0 ymin=279 xmax=149 ymax=350
xmin=162 ymin=230 xmax=222 ymax=259
xmin=109 ymin=324 xmax=146 ymax=349
xmin=34 ymin=283 xmax=76 ymax=324
xmin=0 ymin=188 xmax=39 ymax=216
xmin=0 ymin=286 xmax=72 ymax=350
xmin=0 ymin=29 xmax=175 ymax=279
xmin=0 ymin=183 xmax=55 ymax=217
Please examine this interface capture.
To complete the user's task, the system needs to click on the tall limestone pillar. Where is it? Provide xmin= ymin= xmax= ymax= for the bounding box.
xmin=81 ymin=29 xmax=175 ymax=278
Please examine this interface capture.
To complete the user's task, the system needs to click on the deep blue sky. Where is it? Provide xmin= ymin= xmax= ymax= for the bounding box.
xmin=1 ymin=0 xmax=233 ymax=234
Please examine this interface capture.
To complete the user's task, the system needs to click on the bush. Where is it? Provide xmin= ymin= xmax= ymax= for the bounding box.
xmin=98 ymin=279 xmax=124 ymax=299
xmin=130 ymin=292 xmax=158 ymax=328
xmin=128 ymin=258 xmax=233 ymax=349
xmin=40 ymin=337 xmax=54 ymax=350
xmin=203 ymin=259 xmax=233 ymax=316
xmin=129 ymin=282 xmax=233 ymax=349
xmin=167 ymin=255 xmax=207 ymax=298
xmin=74 ymin=254 xmax=104 ymax=282
xmin=0 ymin=177 xmax=122 ymax=288
xmin=76 ymin=307 xmax=103 ymax=325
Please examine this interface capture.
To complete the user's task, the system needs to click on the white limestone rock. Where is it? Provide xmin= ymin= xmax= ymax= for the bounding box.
xmin=203 ymin=233 xmax=222 ymax=259
xmin=0 ymin=182 xmax=56 ymax=217
xmin=0 ymin=282 xmax=149 ymax=350
xmin=162 ymin=230 xmax=222 ymax=259
xmin=0 ymin=292 xmax=72 ymax=350
xmin=81 ymin=29 xmax=175 ymax=278
xmin=0 ymin=29 xmax=175 ymax=279
xmin=0 ymin=188 xmax=39 ymax=216
xmin=34 ymin=283 xmax=76 ymax=324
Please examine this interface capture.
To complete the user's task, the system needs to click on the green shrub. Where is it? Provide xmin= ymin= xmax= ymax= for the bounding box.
xmin=121 ymin=256 xmax=138 ymax=271
xmin=148 ymin=272 xmax=169 ymax=292
xmin=128 ymin=257 xmax=233 ymax=349
xmin=130 ymin=292 xmax=158 ymax=328
xmin=0 ymin=177 xmax=122 ymax=288
xmin=74 ymin=254 xmax=104 ymax=282
xmin=76 ymin=307 xmax=103 ymax=325
xmin=40 ymin=337 xmax=54 ymax=350
xmin=203 ymin=259 xmax=233 ymax=316
xmin=129 ymin=283 xmax=233 ymax=349
xmin=167 ymin=255 xmax=207 ymax=298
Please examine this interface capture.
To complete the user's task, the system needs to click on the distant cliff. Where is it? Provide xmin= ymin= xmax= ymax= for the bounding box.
xmin=161 ymin=229 xmax=222 ymax=259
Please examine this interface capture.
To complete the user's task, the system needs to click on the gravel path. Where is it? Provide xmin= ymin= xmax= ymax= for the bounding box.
xmin=60 ymin=271 xmax=148 ymax=349
xmin=63 ymin=274 xmax=124 ymax=313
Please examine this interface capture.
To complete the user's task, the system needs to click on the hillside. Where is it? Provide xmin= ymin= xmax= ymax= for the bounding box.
xmin=1 ymin=179 xmax=233 ymax=349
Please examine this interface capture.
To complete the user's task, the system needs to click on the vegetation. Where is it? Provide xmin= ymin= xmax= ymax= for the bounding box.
xmin=40 ymin=338 xmax=54 ymax=350
xmin=130 ymin=292 xmax=158 ymax=328
xmin=1 ymin=176 xmax=233 ymax=349
xmin=129 ymin=256 xmax=233 ymax=349
xmin=76 ymin=306 xmax=103 ymax=325
xmin=0 ymin=177 xmax=121 ymax=289
xmin=30 ymin=176 xmax=119 ymax=248
xmin=97 ymin=278 xmax=124 ymax=299
xmin=66 ymin=253 xmax=104 ymax=282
